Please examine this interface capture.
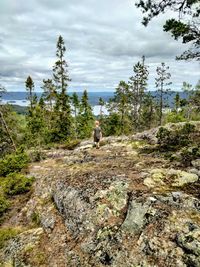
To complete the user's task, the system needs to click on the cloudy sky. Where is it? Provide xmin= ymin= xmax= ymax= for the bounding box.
xmin=0 ymin=0 xmax=199 ymax=92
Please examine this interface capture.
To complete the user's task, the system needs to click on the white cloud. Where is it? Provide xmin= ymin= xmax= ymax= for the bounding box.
xmin=0 ymin=0 xmax=199 ymax=92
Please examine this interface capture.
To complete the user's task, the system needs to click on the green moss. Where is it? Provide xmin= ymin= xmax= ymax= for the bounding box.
xmin=131 ymin=140 xmax=147 ymax=149
xmin=0 ymin=227 xmax=21 ymax=249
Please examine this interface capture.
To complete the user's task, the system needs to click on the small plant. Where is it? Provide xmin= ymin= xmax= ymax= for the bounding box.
xmin=31 ymin=211 xmax=41 ymax=226
xmin=180 ymin=146 xmax=200 ymax=167
xmin=3 ymin=173 xmax=35 ymax=196
xmin=156 ymin=127 xmax=171 ymax=147
xmin=62 ymin=139 xmax=81 ymax=150
xmin=0 ymin=151 xmax=29 ymax=177
xmin=0 ymin=227 xmax=21 ymax=249
xmin=28 ymin=149 xmax=46 ymax=162
xmin=156 ymin=123 xmax=196 ymax=149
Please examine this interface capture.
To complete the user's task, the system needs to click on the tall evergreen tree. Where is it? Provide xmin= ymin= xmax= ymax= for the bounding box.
xmin=71 ymin=92 xmax=80 ymax=139
xmin=41 ymin=79 xmax=56 ymax=112
xmin=141 ymin=93 xmax=157 ymax=130
xmin=113 ymin=81 xmax=130 ymax=134
xmin=128 ymin=57 xmax=149 ymax=130
xmin=25 ymin=76 xmax=36 ymax=112
xmin=174 ymin=92 xmax=180 ymax=113
xmin=52 ymin=35 xmax=72 ymax=140
xmin=155 ymin=62 xmax=171 ymax=126
xmin=77 ymin=90 xmax=94 ymax=139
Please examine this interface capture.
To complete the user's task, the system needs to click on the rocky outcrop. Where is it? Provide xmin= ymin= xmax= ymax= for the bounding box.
xmin=0 ymin=135 xmax=200 ymax=266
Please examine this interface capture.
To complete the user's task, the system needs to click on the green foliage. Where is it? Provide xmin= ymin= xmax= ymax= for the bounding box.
xmin=0 ymin=151 xmax=29 ymax=177
xmin=62 ymin=139 xmax=81 ymax=150
xmin=165 ymin=112 xmax=186 ymax=123
xmin=77 ymin=90 xmax=94 ymax=139
xmin=155 ymin=62 xmax=171 ymax=126
xmin=31 ymin=211 xmax=41 ymax=226
xmin=0 ymin=227 xmax=21 ymax=249
xmin=136 ymin=0 xmax=200 ymax=60
xmin=0 ymin=193 xmax=10 ymax=216
xmin=180 ymin=146 xmax=200 ymax=167
xmin=103 ymin=113 xmax=122 ymax=136
xmin=2 ymin=173 xmax=34 ymax=196
xmin=156 ymin=123 xmax=196 ymax=149
xmin=28 ymin=149 xmax=46 ymax=162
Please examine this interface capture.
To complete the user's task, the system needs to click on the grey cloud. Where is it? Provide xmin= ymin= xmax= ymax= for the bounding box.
xmin=0 ymin=0 xmax=198 ymax=92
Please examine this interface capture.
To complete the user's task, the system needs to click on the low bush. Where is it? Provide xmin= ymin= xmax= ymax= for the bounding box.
xmin=28 ymin=149 xmax=46 ymax=162
xmin=180 ymin=146 xmax=200 ymax=167
xmin=2 ymin=173 xmax=35 ymax=196
xmin=156 ymin=123 xmax=196 ymax=149
xmin=0 ymin=151 xmax=29 ymax=177
xmin=61 ymin=139 xmax=81 ymax=150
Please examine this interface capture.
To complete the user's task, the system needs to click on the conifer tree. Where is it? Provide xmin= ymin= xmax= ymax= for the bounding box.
xmin=141 ymin=93 xmax=157 ymax=130
xmin=128 ymin=57 xmax=149 ymax=130
xmin=71 ymin=92 xmax=80 ymax=139
xmin=77 ymin=90 xmax=94 ymax=139
xmin=52 ymin=35 xmax=72 ymax=140
xmin=25 ymin=76 xmax=36 ymax=112
xmin=174 ymin=92 xmax=180 ymax=113
xmin=114 ymin=81 xmax=130 ymax=134
xmin=155 ymin=62 xmax=171 ymax=125
xmin=41 ymin=79 xmax=56 ymax=112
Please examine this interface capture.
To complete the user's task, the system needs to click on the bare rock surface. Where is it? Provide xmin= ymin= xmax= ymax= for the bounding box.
xmin=1 ymin=132 xmax=200 ymax=266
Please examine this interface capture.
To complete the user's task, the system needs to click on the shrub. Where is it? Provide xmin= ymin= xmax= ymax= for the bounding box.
xmin=0 ymin=227 xmax=21 ymax=249
xmin=156 ymin=123 xmax=196 ymax=149
xmin=3 ymin=173 xmax=35 ymax=196
xmin=28 ymin=149 xmax=46 ymax=162
xmin=156 ymin=127 xmax=172 ymax=147
xmin=180 ymin=146 xmax=200 ymax=167
xmin=0 ymin=193 xmax=10 ymax=216
xmin=58 ymin=139 xmax=81 ymax=150
xmin=0 ymin=151 xmax=29 ymax=177
xmin=166 ymin=112 xmax=186 ymax=123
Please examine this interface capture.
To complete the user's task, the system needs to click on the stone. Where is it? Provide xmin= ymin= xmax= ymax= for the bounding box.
xmin=192 ymin=159 xmax=200 ymax=170
xmin=122 ymin=199 xmax=149 ymax=233
xmin=167 ymin=169 xmax=198 ymax=187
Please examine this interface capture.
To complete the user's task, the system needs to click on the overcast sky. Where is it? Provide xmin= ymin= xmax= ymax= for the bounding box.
xmin=0 ymin=0 xmax=199 ymax=92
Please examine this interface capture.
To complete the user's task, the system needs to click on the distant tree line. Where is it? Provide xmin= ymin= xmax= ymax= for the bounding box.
xmin=0 ymin=35 xmax=200 ymax=156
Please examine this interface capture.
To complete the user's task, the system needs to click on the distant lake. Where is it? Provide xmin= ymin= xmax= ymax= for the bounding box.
xmin=0 ymin=99 xmax=109 ymax=116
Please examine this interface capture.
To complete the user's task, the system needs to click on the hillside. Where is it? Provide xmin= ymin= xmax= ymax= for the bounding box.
xmin=1 ymin=122 xmax=200 ymax=266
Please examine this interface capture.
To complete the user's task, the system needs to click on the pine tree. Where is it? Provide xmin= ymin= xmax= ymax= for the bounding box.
xmin=52 ymin=35 xmax=72 ymax=140
xmin=141 ymin=93 xmax=157 ymax=130
xmin=41 ymin=79 xmax=56 ymax=112
xmin=71 ymin=92 xmax=80 ymax=139
xmin=77 ymin=90 xmax=94 ymax=139
xmin=25 ymin=76 xmax=36 ymax=112
xmin=114 ymin=81 xmax=130 ymax=134
xmin=155 ymin=62 xmax=171 ymax=126
xmin=174 ymin=92 xmax=180 ymax=113
xmin=128 ymin=57 xmax=149 ymax=130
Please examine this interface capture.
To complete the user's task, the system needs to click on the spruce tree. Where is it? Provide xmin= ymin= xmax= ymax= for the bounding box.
xmin=114 ymin=81 xmax=130 ymax=134
xmin=52 ymin=35 xmax=72 ymax=140
xmin=41 ymin=79 xmax=56 ymax=112
xmin=71 ymin=92 xmax=80 ymax=139
xmin=128 ymin=57 xmax=149 ymax=130
xmin=155 ymin=62 xmax=171 ymax=126
xmin=25 ymin=76 xmax=35 ymax=112
xmin=77 ymin=90 xmax=94 ymax=139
